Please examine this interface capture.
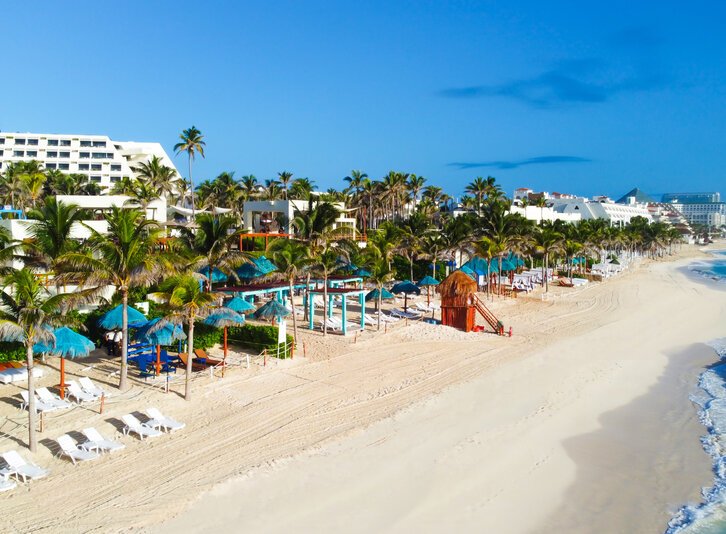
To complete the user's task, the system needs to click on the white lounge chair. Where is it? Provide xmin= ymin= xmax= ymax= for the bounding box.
xmin=66 ymin=381 xmax=96 ymax=404
xmin=19 ymin=391 xmax=58 ymax=413
xmin=122 ymin=414 xmax=163 ymax=440
xmin=56 ymin=434 xmax=100 ymax=465
xmin=79 ymin=377 xmax=109 ymax=398
xmin=389 ymin=308 xmax=422 ymax=320
xmin=0 ymin=472 xmax=16 ymax=492
xmin=1 ymin=450 xmax=49 ymax=482
xmin=36 ymin=388 xmax=72 ymax=410
xmin=145 ymin=408 xmax=186 ymax=432
xmin=80 ymin=427 xmax=125 ymax=453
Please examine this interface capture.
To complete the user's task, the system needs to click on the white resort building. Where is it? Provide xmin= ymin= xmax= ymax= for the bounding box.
xmin=242 ymin=199 xmax=358 ymax=238
xmin=0 ymin=132 xmax=178 ymax=191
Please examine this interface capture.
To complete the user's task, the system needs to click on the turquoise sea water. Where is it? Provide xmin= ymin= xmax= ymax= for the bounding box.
xmin=666 ymin=251 xmax=726 ymax=533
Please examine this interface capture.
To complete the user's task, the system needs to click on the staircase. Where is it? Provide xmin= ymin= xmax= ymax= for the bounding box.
xmin=471 ymin=294 xmax=505 ymax=335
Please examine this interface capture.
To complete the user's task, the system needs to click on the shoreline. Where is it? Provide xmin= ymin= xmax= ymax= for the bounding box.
xmin=1 ymin=247 xmax=724 ymax=533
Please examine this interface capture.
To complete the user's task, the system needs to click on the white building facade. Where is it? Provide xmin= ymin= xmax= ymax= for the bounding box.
xmin=670 ymin=202 xmax=726 ymax=228
xmin=0 ymin=132 xmax=178 ymax=191
xmin=550 ymin=197 xmax=652 ymax=226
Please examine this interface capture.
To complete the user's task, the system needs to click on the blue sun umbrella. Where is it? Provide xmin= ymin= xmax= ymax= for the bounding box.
xmin=391 ymin=281 xmax=421 ymax=311
xmin=365 ymin=288 xmax=394 ymax=301
xmin=134 ymin=318 xmax=186 ymax=376
xmin=226 ymin=296 xmax=256 ymax=313
xmin=33 ymin=327 xmax=94 ymax=399
xmin=459 ymin=265 xmax=477 ymax=279
xmin=198 ymin=266 xmax=228 ymax=283
xmin=354 ymin=268 xmax=371 ymax=278
xmin=499 ymin=258 xmax=517 ymax=272
xmin=254 ymin=299 xmax=290 ymax=322
xmin=98 ymin=304 xmax=147 ymax=330
xmin=204 ymin=308 xmax=246 ymax=361
xmin=417 ymin=275 xmax=440 ymax=305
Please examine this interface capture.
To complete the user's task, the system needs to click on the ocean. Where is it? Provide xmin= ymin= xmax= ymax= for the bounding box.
xmin=666 ymin=250 xmax=726 ymax=533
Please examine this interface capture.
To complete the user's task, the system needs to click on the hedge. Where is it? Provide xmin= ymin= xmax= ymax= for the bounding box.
xmin=0 ymin=342 xmax=25 ymax=362
xmin=228 ymin=323 xmax=294 ymax=358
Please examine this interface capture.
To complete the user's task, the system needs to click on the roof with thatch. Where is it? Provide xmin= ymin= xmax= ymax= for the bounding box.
xmin=438 ymin=270 xmax=477 ymax=298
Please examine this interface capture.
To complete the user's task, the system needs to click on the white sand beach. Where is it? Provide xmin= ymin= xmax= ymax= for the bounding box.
xmin=1 ymin=246 xmax=724 ymax=533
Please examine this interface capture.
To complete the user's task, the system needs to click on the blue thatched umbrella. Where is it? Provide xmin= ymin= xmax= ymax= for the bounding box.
xmin=354 ymin=268 xmax=371 ymax=278
xmin=199 ymin=266 xmax=229 ymax=284
xmin=226 ymin=296 xmax=256 ymax=314
xmin=391 ymin=281 xmax=421 ymax=311
xmin=417 ymin=275 xmax=440 ymax=306
xmin=34 ymin=327 xmax=94 ymax=399
xmin=204 ymin=307 xmax=245 ymax=361
xmin=254 ymin=298 xmax=290 ymax=324
xmin=98 ymin=304 xmax=147 ymax=330
xmin=237 ymin=256 xmax=278 ymax=280
xmin=365 ymin=288 xmax=394 ymax=301
xmin=135 ymin=318 xmax=186 ymax=375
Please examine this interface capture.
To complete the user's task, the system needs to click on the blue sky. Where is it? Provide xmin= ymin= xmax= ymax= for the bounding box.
xmin=3 ymin=1 xmax=725 ymax=199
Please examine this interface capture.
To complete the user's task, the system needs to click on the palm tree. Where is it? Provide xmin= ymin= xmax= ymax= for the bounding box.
xmin=151 ymin=275 xmax=218 ymax=400
xmin=131 ymin=155 xmax=178 ymax=200
xmin=58 ymin=208 xmax=172 ymax=390
xmin=534 ymin=227 xmax=565 ymax=292
xmin=0 ymin=269 xmax=79 ymax=451
xmin=268 ymin=239 xmax=312 ymax=344
xmin=262 ymin=179 xmax=282 ymax=200
xmin=174 ymin=126 xmax=206 ymax=219
xmin=291 ymin=199 xmax=341 ymax=248
xmin=181 ymin=214 xmax=247 ymax=291
xmin=562 ymin=239 xmax=583 ymax=283
xmin=407 ymin=174 xmax=426 ymax=208
xmin=312 ymin=246 xmax=341 ymax=336
xmin=111 ymin=176 xmax=136 ymax=196
xmin=466 ymin=177 xmax=489 ymax=214
xmin=240 ymin=175 xmax=260 ymax=199
xmin=362 ymin=252 xmax=393 ymax=330
xmin=277 ymin=171 xmax=293 ymax=200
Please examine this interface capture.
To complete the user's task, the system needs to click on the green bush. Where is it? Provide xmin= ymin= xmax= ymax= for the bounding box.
xmin=192 ymin=322 xmax=222 ymax=350
xmin=228 ymin=323 xmax=294 ymax=358
xmin=0 ymin=342 xmax=25 ymax=362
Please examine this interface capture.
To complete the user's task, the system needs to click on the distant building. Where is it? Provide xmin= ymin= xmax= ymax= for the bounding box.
xmin=549 ymin=197 xmax=652 ymax=226
xmin=242 ymin=199 xmax=358 ymax=239
xmin=669 ymin=201 xmax=726 ymax=228
xmin=616 ymin=188 xmax=657 ymax=205
xmin=0 ymin=132 xmax=178 ymax=191
xmin=662 ymin=192 xmax=720 ymax=204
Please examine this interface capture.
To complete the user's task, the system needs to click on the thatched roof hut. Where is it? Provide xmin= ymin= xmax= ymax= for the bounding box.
xmin=438 ymin=270 xmax=477 ymax=306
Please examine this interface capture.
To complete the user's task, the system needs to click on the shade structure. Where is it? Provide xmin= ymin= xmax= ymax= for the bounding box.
xmin=198 ymin=266 xmax=228 ymax=283
xmin=254 ymin=299 xmax=290 ymax=321
xmin=33 ymin=327 xmax=94 ymax=399
xmin=462 ymin=256 xmax=499 ymax=276
xmin=499 ymin=258 xmax=517 ymax=272
xmin=507 ymin=252 xmax=526 ymax=267
xmin=354 ymin=268 xmax=371 ymax=278
xmin=226 ymin=296 xmax=256 ymax=313
xmin=417 ymin=275 xmax=440 ymax=287
xmin=204 ymin=308 xmax=246 ymax=366
xmin=459 ymin=266 xmax=477 ymax=280
xmin=365 ymin=288 xmax=394 ymax=301
xmin=391 ymin=281 xmax=421 ymax=311
xmin=98 ymin=304 xmax=147 ymax=330
xmin=237 ymin=256 xmax=277 ymax=280
xmin=135 ymin=318 xmax=186 ymax=346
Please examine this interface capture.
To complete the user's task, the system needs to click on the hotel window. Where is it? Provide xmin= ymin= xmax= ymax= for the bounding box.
xmin=78 ymin=164 xmax=89 ymax=171
xmin=80 ymin=152 xmax=90 ymax=159
xmin=58 ymin=163 xmax=69 ymax=170
xmin=47 ymin=139 xmax=58 ymax=146
xmin=110 ymin=175 xmax=121 ymax=182
xmin=27 ymin=139 xmax=38 ymax=146
xmin=92 ymin=141 xmax=106 ymax=147
xmin=111 ymin=164 xmax=122 ymax=171
xmin=60 ymin=140 xmax=71 ymax=146
xmin=13 ymin=150 xmax=24 ymax=157
xmin=0 ymin=138 xmax=4 ymax=145
xmin=46 ymin=163 xmax=56 ymax=169
xmin=90 ymin=176 xmax=102 ymax=183
xmin=92 ymin=152 xmax=106 ymax=159
xmin=47 ymin=151 xmax=58 ymax=158
xmin=106 ymin=152 xmax=113 ymax=159
xmin=59 ymin=151 xmax=70 ymax=158
xmin=15 ymin=138 xmax=26 ymax=145
xmin=26 ymin=151 xmax=38 ymax=157
xmin=80 ymin=141 xmax=92 ymax=147
xmin=0 ymin=150 xmax=3 ymax=156
xmin=91 ymin=164 xmax=102 ymax=171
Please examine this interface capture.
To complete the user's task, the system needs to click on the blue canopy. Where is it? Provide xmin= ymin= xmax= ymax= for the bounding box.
xmin=507 ymin=252 xmax=526 ymax=267
xmin=459 ymin=266 xmax=477 ymax=280
xmin=391 ymin=281 xmax=421 ymax=295
xmin=462 ymin=256 xmax=499 ymax=275
xmin=204 ymin=308 xmax=246 ymax=328
xmin=33 ymin=327 xmax=94 ymax=358
xmin=199 ymin=266 xmax=229 ymax=283
xmin=98 ymin=304 xmax=147 ymax=330
xmin=226 ymin=296 xmax=256 ymax=313
xmin=499 ymin=258 xmax=517 ymax=272
xmin=417 ymin=275 xmax=440 ymax=286
xmin=365 ymin=288 xmax=394 ymax=301
xmin=134 ymin=318 xmax=186 ymax=346
xmin=254 ymin=299 xmax=290 ymax=320
xmin=354 ymin=268 xmax=371 ymax=278
xmin=236 ymin=256 xmax=278 ymax=279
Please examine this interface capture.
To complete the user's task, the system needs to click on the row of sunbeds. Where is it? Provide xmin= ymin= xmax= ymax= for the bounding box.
xmin=19 ymin=377 xmax=110 ymax=413
xmin=0 ymin=407 xmax=185 ymax=493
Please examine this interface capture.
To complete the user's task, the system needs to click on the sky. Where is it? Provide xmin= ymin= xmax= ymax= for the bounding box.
xmin=2 ymin=1 xmax=725 ymax=200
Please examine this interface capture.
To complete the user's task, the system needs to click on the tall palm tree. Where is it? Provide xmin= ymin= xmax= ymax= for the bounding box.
xmin=277 ymin=171 xmax=293 ymax=200
xmin=240 ymin=175 xmax=260 ymax=199
xmin=268 ymin=239 xmax=312 ymax=344
xmin=58 ymin=208 xmax=173 ymax=390
xmin=289 ymin=177 xmax=315 ymax=200
xmin=174 ymin=126 xmax=206 ymax=219
xmin=407 ymin=174 xmax=426 ymax=209
xmin=362 ymin=251 xmax=393 ymax=330
xmin=0 ymin=269 xmax=80 ymax=451
xmin=313 ymin=246 xmax=341 ymax=336
xmin=111 ymin=176 xmax=136 ymax=196
xmin=131 ymin=155 xmax=178 ymax=200
xmin=291 ymin=200 xmax=341 ymax=249
xmin=466 ymin=177 xmax=488 ymax=214
xmin=151 ymin=275 xmax=218 ymax=400
xmin=534 ymin=227 xmax=565 ymax=292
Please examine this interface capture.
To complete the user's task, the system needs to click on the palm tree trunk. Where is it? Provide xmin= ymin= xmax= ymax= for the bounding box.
xmin=498 ymin=256 xmax=503 ymax=296
xmin=409 ymin=257 xmax=414 ymax=282
xmin=303 ymin=273 xmax=311 ymax=322
xmin=26 ymin=344 xmax=37 ymax=452
xmin=119 ymin=289 xmax=129 ymax=390
xmin=189 ymin=155 xmax=195 ymax=219
xmin=545 ymin=253 xmax=550 ymax=292
xmin=289 ymin=278 xmax=298 ymax=345
xmin=377 ymin=290 xmax=382 ymax=331
xmin=185 ymin=317 xmax=194 ymax=400
xmin=322 ymin=274 xmax=328 ymax=336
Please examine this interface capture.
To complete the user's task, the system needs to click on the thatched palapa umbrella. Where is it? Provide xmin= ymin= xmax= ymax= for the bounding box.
xmin=135 ymin=318 xmax=186 ymax=375
xmin=34 ymin=327 xmax=94 ymax=399
xmin=417 ymin=275 xmax=440 ymax=306
xmin=391 ymin=281 xmax=421 ymax=311
xmin=254 ymin=298 xmax=290 ymax=325
xmin=204 ymin=307 xmax=245 ymax=370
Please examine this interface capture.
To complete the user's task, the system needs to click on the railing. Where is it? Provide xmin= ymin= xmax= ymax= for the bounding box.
xmin=471 ymin=294 xmax=505 ymax=335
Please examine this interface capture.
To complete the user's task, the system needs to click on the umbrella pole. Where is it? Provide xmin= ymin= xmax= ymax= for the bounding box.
xmin=427 ymin=287 xmax=431 ymax=307
xmin=156 ymin=345 xmax=161 ymax=376
xmin=59 ymin=357 xmax=65 ymax=399
xmin=404 ymin=294 xmax=408 ymax=311
xmin=223 ymin=327 xmax=228 ymax=377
